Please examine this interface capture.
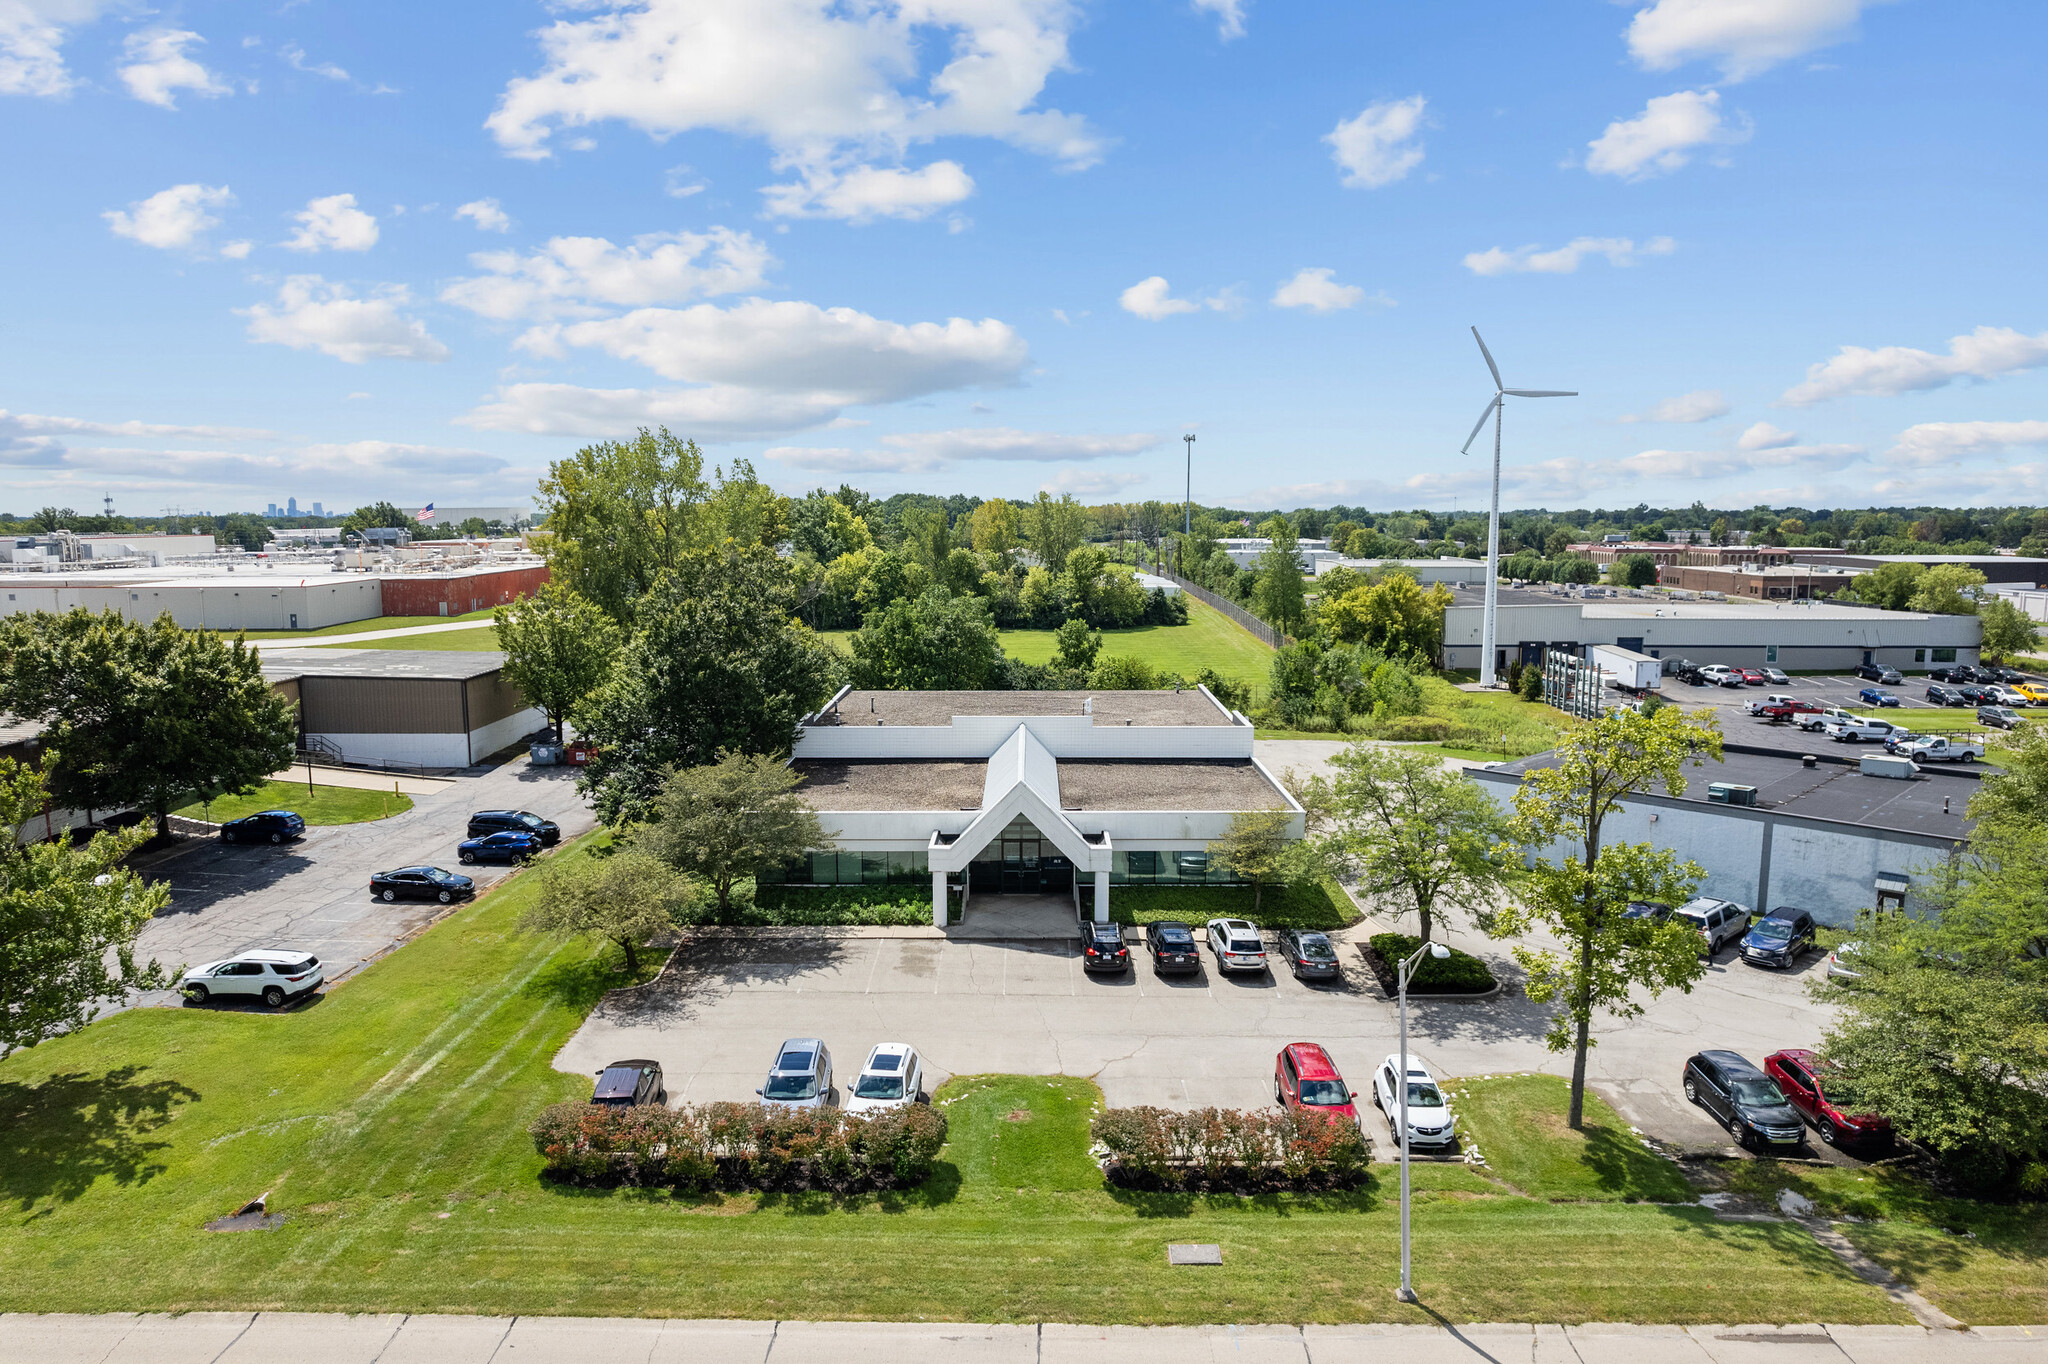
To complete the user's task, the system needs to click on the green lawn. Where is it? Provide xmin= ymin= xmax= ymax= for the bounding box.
xmin=236 ymin=607 xmax=498 ymax=640
xmin=319 ymin=625 xmax=503 ymax=652
xmin=0 ymin=841 xmax=1962 ymax=1326
xmin=1447 ymin=1075 xmax=1693 ymax=1203
xmin=171 ymin=778 xmax=413 ymax=825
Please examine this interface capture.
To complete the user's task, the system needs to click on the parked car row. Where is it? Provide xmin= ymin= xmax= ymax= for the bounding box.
xmin=1271 ymin=1043 xmax=1459 ymax=1150
xmin=1083 ymin=919 xmax=1345 ymax=982
xmin=1684 ymin=1047 xmax=1891 ymax=1152
xmin=370 ymin=810 xmax=564 ymax=901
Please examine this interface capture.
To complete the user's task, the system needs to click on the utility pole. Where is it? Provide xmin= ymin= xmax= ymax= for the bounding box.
xmin=1181 ymin=433 xmax=1196 ymax=578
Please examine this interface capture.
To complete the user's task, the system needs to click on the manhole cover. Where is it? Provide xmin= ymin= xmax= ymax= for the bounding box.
xmin=1168 ymin=1244 xmax=1222 ymax=1265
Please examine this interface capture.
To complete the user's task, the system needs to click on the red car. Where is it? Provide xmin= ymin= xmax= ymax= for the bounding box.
xmin=1740 ymin=668 xmax=1768 ymax=685
xmin=1760 ymin=699 xmax=1822 ymax=721
xmin=1764 ymin=1049 xmax=1891 ymax=1148
xmin=1274 ymin=1042 xmax=1359 ymax=1125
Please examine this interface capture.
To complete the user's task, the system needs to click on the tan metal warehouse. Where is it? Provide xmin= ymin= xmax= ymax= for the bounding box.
xmin=259 ymin=650 xmax=545 ymax=769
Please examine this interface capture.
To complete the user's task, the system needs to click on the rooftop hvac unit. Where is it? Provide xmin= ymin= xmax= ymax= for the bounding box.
xmin=1707 ymin=782 xmax=1759 ymax=806
xmin=1860 ymin=754 xmax=1918 ymax=781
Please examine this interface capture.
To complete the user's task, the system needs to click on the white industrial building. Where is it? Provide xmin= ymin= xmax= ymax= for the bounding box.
xmin=1468 ymin=726 xmax=1971 ymax=926
xmin=1440 ymin=583 xmax=1982 ymax=675
xmin=780 ymin=687 xmax=1303 ymax=928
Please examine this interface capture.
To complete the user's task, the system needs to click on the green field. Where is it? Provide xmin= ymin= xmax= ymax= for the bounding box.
xmin=171 ymin=778 xmax=413 ymax=825
xmin=237 ymin=608 xmax=497 ymax=640
xmin=318 ymin=625 xmax=503 ymax=652
xmin=0 ymin=832 xmax=2010 ymax=1325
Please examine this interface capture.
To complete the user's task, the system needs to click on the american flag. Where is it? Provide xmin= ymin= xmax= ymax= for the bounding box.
xmin=414 ymin=503 xmax=435 ymax=523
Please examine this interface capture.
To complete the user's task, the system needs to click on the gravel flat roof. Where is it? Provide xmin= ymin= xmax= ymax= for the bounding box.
xmin=815 ymin=689 xmax=1230 ymax=728
xmin=791 ymin=761 xmax=988 ymax=811
xmin=1057 ymin=760 xmax=1288 ymax=812
xmin=257 ymin=649 xmax=507 ymax=681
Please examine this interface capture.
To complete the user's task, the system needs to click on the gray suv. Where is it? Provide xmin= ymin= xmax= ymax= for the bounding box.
xmin=1677 ymin=897 xmax=1751 ymax=954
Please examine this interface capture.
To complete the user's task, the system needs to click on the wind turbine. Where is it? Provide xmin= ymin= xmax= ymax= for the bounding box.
xmin=1460 ymin=327 xmax=1576 ymax=688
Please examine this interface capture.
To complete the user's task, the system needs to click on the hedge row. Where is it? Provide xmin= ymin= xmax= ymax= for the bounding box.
xmin=1104 ymin=879 xmax=1358 ymax=930
xmin=530 ymin=1100 xmax=947 ymax=1191
xmin=1090 ymin=1105 xmax=1373 ymax=1191
xmin=721 ymin=884 xmax=932 ymax=926
xmin=1363 ymin=932 xmax=1498 ymax=994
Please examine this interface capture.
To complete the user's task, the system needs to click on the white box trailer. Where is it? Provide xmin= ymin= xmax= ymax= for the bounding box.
xmin=1589 ymin=644 xmax=1662 ymax=692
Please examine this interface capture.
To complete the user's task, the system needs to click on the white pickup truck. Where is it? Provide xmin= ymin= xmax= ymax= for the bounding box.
xmin=1797 ymin=707 xmax=1857 ymax=733
xmin=1825 ymin=717 xmax=1899 ymax=744
xmin=1893 ymin=735 xmax=1984 ymax=763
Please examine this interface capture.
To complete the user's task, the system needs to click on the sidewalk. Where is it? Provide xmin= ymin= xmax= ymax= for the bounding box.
xmin=4 ymin=1313 xmax=2041 ymax=1362
xmin=264 ymin=761 xmax=454 ymax=795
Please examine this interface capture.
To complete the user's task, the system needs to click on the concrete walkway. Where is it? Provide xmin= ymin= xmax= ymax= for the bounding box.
xmin=5 ymin=1314 xmax=2041 ymax=1362
xmin=263 ymin=761 xmax=454 ymax=796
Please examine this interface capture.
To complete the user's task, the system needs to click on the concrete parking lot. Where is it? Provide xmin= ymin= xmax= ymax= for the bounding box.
xmin=128 ymin=752 xmax=597 ymax=1008
xmin=1665 ymin=672 xmax=2019 ymax=720
xmin=555 ymin=896 xmax=1853 ymax=1159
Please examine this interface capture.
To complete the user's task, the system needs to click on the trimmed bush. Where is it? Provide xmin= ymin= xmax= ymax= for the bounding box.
xmin=740 ymin=884 xmax=933 ymax=926
xmin=531 ymin=1100 xmax=947 ymax=1192
xmin=1363 ymin=932 xmax=1498 ymax=994
xmin=1106 ymin=880 xmax=1357 ymax=930
xmin=1090 ymin=1105 xmax=1372 ymax=1191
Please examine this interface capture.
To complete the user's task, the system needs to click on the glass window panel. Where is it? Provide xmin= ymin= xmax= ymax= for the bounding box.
xmin=862 ymin=852 xmax=887 ymax=884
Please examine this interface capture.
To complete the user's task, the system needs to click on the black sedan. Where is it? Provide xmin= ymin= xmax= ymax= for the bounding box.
xmin=1276 ymin=927 xmax=1343 ymax=982
xmin=467 ymin=809 xmax=563 ymax=845
xmin=369 ymin=866 xmax=475 ymax=903
xmin=1144 ymin=920 xmax=1202 ymax=973
xmin=458 ymin=830 xmax=544 ymax=864
xmin=1080 ymin=920 xmax=1131 ymax=972
xmin=220 ymin=810 xmax=306 ymax=844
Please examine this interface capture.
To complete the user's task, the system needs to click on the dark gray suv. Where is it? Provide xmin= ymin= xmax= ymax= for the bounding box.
xmin=1683 ymin=1049 xmax=1805 ymax=1151
xmin=466 ymin=809 xmax=561 ymax=845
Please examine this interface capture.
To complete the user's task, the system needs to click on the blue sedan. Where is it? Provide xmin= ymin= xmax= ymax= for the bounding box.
xmin=1858 ymin=687 xmax=1901 ymax=708
xmin=457 ymin=830 xmax=544 ymax=864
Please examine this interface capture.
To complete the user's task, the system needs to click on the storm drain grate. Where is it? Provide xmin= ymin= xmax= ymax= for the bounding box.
xmin=1168 ymin=1244 xmax=1222 ymax=1265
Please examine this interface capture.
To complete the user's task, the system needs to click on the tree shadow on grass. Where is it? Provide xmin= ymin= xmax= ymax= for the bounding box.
xmin=0 ymin=1066 xmax=200 ymax=1216
xmin=1578 ymin=1121 xmax=1695 ymax=1202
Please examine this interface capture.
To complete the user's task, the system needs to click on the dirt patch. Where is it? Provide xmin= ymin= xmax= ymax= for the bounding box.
xmin=1004 ymin=1109 xmax=1034 ymax=1123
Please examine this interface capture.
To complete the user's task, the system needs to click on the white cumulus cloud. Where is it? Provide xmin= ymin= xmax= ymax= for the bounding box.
xmin=1 ymin=0 xmax=112 ymax=97
xmin=1118 ymin=276 xmax=1236 ymax=321
xmin=1325 ymin=95 xmax=1426 ymax=189
xmin=279 ymin=42 xmax=348 ymax=82
xmin=1191 ymin=0 xmax=1247 ymax=40
xmin=283 ymin=193 xmax=379 ymax=252
xmin=1463 ymin=236 xmax=1675 ymax=276
xmin=453 ymin=198 xmax=512 ymax=232
xmin=1738 ymin=420 xmax=1798 ymax=449
xmin=1781 ymin=326 xmax=2048 ymax=405
xmin=239 ymin=276 xmax=449 ymax=364
xmin=1886 ymin=420 xmax=2048 ymax=467
xmin=1627 ymin=0 xmax=1895 ymax=83
xmin=441 ymin=228 xmax=773 ymax=321
xmin=1621 ymin=389 xmax=1730 ymax=423
xmin=1619 ymin=441 xmax=1862 ymax=481
xmin=1271 ymin=267 xmax=1375 ymax=313
xmin=761 ymin=160 xmax=974 ymax=222
xmin=1585 ymin=89 xmax=1749 ymax=179
xmin=103 ymin=183 xmax=233 ymax=251
xmin=118 ymin=27 xmax=231 ymax=108
xmin=769 ymin=428 xmax=1153 ymax=475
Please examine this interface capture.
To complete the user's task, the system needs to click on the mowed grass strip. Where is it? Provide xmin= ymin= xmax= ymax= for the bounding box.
xmin=237 ymin=608 xmax=499 ymax=640
xmin=0 ymin=846 xmax=1913 ymax=1325
xmin=172 ymin=779 xmax=413 ymax=825
xmin=318 ymin=625 xmax=504 ymax=652
xmin=1448 ymin=1075 xmax=1693 ymax=1203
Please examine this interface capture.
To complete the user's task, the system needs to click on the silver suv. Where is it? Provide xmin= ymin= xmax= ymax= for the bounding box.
xmin=1677 ymin=897 xmax=1751 ymax=954
xmin=757 ymin=1037 xmax=833 ymax=1110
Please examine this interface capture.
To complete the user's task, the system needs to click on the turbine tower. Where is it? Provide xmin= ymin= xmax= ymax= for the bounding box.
xmin=1460 ymin=327 xmax=1577 ymax=688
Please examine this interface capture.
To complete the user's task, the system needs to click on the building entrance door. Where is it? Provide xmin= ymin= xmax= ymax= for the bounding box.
xmin=972 ymin=815 xmax=1073 ymax=895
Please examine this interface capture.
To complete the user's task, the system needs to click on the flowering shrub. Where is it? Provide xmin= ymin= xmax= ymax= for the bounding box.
xmin=530 ymin=1100 xmax=947 ymax=1191
xmin=1090 ymin=1105 xmax=1371 ymax=1191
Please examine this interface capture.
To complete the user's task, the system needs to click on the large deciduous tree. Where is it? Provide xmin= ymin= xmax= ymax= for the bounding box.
xmin=1318 ymin=572 xmax=1454 ymax=663
xmin=573 ymin=546 xmax=840 ymax=825
xmin=848 ymin=588 xmax=1004 ymax=691
xmin=1492 ymin=706 xmax=1723 ymax=1127
xmin=644 ymin=751 xmax=828 ymax=919
xmin=492 ymin=583 xmax=620 ymax=743
xmin=1979 ymin=596 xmax=2040 ymax=662
xmin=1024 ymin=491 xmax=1088 ymax=576
xmin=1208 ymin=808 xmax=1306 ymax=916
xmin=535 ymin=426 xmax=708 ymax=623
xmin=1306 ymin=744 xmax=1514 ymax=942
xmin=1909 ymin=563 xmax=1989 ymax=616
xmin=1 ymin=760 xmax=171 ymax=1054
xmin=521 ymin=845 xmax=691 ymax=975
xmin=1 ymin=610 xmax=298 ymax=835
xmin=1252 ymin=517 xmax=1308 ymax=637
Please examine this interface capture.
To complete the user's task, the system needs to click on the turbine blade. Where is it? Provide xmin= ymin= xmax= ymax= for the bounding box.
xmin=1471 ymin=326 xmax=1503 ymax=391
xmin=1460 ymin=395 xmax=1501 ymax=454
xmin=1504 ymin=389 xmax=1578 ymax=398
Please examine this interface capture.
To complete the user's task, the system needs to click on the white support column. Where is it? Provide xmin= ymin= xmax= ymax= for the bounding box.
xmin=932 ymin=870 xmax=947 ymax=929
xmin=1094 ymin=869 xmax=1110 ymax=923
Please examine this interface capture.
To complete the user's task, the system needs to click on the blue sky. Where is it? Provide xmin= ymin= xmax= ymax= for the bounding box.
xmin=4 ymin=0 xmax=2045 ymax=517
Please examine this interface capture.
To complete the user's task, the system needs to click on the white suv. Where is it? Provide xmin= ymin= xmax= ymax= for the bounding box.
xmin=1206 ymin=918 xmax=1268 ymax=973
xmin=844 ymin=1043 xmax=925 ymax=1114
xmin=1372 ymin=1054 xmax=1457 ymax=1149
xmin=179 ymin=950 xmax=323 ymax=1008
xmin=1677 ymin=898 xmax=1751 ymax=954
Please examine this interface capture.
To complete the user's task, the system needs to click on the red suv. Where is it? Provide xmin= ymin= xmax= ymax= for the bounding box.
xmin=1764 ymin=1049 xmax=1891 ymax=1149
xmin=1273 ymin=1043 xmax=1358 ymax=1124
xmin=1739 ymin=668 xmax=1767 ymax=685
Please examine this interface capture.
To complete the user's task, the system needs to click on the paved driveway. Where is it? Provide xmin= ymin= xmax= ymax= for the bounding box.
xmin=556 ymin=902 xmax=1851 ymax=1158
xmin=130 ymin=755 xmax=597 ymax=1007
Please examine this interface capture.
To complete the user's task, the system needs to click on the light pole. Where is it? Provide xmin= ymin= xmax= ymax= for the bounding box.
xmin=1181 ymin=433 xmax=1196 ymax=577
xmin=1396 ymin=938 xmax=1451 ymax=1303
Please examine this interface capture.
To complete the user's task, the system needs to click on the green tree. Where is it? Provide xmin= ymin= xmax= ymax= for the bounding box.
xmin=573 ymin=546 xmax=839 ymax=825
xmin=1909 ymin=563 xmax=1989 ymax=615
xmin=213 ymin=513 xmax=273 ymax=553
xmin=1848 ymin=561 xmax=1927 ymax=611
xmin=968 ymin=497 xmax=1022 ymax=559
xmin=1 ymin=760 xmax=172 ymax=1054
xmin=1518 ymin=659 xmax=1546 ymax=700
xmin=1 ymin=610 xmax=298 ymax=835
xmin=1253 ymin=517 xmax=1308 ymax=637
xmin=535 ymin=426 xmax=708 ymax=623
xmin=789 ymin=490 xmax=874 ymax=564
xmin=1492 ymin=706 xmax=1723 ymax=1127
xmin=1052 ymin=617 xmax=1102 ymax=672
xmin=1980 ymin=596 xmax=2041 ymax=662
xmin=1318 ymin=572 xmax=1454 ymax=663
xmin=849 ymin=588 xmax=1004 ymax=691
xmin=340 ymin=501 xmax=411 ymax=537
xmin=645 ymin=751 xmax=828 ymax=919
xmin=521 ymin=845 xmax=690 ymax=975
xmin=702 ymin=458 xmax=791 ymax=549
xmin=1609 ymin=553 xmax=1659 ymax=588
xmin=1207 ymin=808 xmax=1306 ymax=917
xmin=493 ymin=583 xmax=620 ymax=743
xmin=1306 ymin=744 xmax=1513 ymax=942
xmin=1820 ymin=726 xmax=2048 ymax=1189
xmin=1023 ymin=491 xmax=1088 ymax=575
xmin=1091 ymin=655 xmax=1157 ymax=690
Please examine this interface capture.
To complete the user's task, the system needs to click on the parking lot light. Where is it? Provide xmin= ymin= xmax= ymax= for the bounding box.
xmin=1397 ymin=939 xmax=1452 ymax=1304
